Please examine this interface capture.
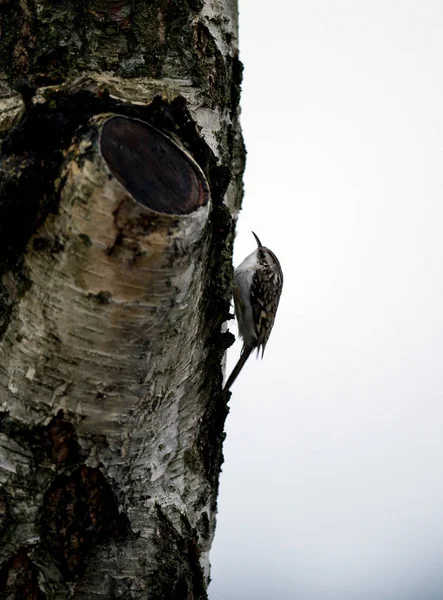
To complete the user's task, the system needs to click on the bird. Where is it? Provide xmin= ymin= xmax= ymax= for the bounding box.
xmin=224 ymin=231 xmax=283 ymax=392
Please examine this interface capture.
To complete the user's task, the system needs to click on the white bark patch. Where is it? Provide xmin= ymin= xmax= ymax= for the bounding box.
xmin=0 ymin=86 xmax=24 ymax=135
xmin=0 ymin=434 xmax=32 ymax=477
xmin=25 ymin=367 xmax=36 ymax=381
xmin=201 ymin=0 xmax=239 ymax=56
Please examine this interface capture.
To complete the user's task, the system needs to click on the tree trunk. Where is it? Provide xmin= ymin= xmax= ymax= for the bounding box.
xmin=0 ymin=1 xmax=244 ymax=598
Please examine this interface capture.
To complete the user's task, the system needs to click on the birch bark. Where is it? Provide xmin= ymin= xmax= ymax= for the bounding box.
xmin=0 ymin=1 xmax=244 ymax=597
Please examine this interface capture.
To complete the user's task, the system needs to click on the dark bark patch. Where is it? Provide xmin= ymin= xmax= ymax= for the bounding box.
xmin=230 ymin=55 xmax=243 ymax=115
xmin=219 ymin=330 xmax=235 ymax=351
xmin=0 ymin=412 xmax=31 ymax=450
xmin=0 ymin=262 xmax=32 ymax=342
xmin=0 ymin=488 xmax=8 ymax=536
xmin=197 ymin=511 xmax=210 ymax=543
xmin=197 ymin=394 xmax=229 ymax=492
xmin=1 ymin=0 xmax=207 ymax=81
xmin=105 ymin=232 xmax=145 ymax=264
xmin=32 ymin=235 xmax=64 ymax=254
xmin=0 ymin=154 xmax=49 ymax=272
xmin=88 ymin=0 xmax=132 ymax=26
xmin=151 ymin=505 xmax=206 ymax=600
xmin=0 ymin=0 xmax=37 ymax=79
xmin=101 ymin=117 xmax=209 ymax=215
xmin=41 ymin=466 xmax=128 ymax=579
xmin=32 ymin=411 xmax=81 ymax=468
xmin=27 ymin=2 xmax=88 ymax=82
xmin=88 ymin=290 xmax=112 ymax=304
xmin=78 ymin=233 xmax=92 ymax=247
xmin=193 ymin=22 xmax=228 ymax=110
xmin=196 ymin=203 xmax=234 ymax=489
xmin=200 ymin=203 xmax=234 ymax=352
xmin=129 ymin=0 xmax=202 ymax=79
xmin=0 ymin=547 xmax=45 ymax=600
xmin=0 ymin=283 xmax=14 ymax=342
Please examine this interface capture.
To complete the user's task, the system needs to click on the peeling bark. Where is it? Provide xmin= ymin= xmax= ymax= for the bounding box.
xmin=0 ymin=1 xmax=244 ymax=598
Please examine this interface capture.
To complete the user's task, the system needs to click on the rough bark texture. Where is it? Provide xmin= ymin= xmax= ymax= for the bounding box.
xmin=0 ymin=1 xmax=244 ymax=598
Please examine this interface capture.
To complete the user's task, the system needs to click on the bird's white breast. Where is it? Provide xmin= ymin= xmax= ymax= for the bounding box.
xmin=235 ymin=249 xmax=258 ymax=281
xmin=233 ymin=249 xmax=258 ymax=347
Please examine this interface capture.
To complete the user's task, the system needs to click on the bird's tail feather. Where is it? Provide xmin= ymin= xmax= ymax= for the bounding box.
xmin=223 ymin=346 xmax=253 ymax=393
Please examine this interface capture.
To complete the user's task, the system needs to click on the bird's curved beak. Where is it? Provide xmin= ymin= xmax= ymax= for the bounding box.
xmin=251 ymin=231 xmax=262 ymax=247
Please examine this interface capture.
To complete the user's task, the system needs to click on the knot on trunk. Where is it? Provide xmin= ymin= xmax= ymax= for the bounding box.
xmin=101 ymin=116 xmax=209 ymax=216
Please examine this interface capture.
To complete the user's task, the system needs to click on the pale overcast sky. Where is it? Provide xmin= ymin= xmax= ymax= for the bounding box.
xmin=210 ymin=1 xmax=443 ymax=599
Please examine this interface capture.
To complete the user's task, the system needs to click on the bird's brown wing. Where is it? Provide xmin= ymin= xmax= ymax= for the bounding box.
xmin=250 ymin=268 xmax=274 ymax=355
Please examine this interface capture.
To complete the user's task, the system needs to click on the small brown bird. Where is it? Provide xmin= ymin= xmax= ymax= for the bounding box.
xmin=224 ymin=232 xmax=283 ymax=392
